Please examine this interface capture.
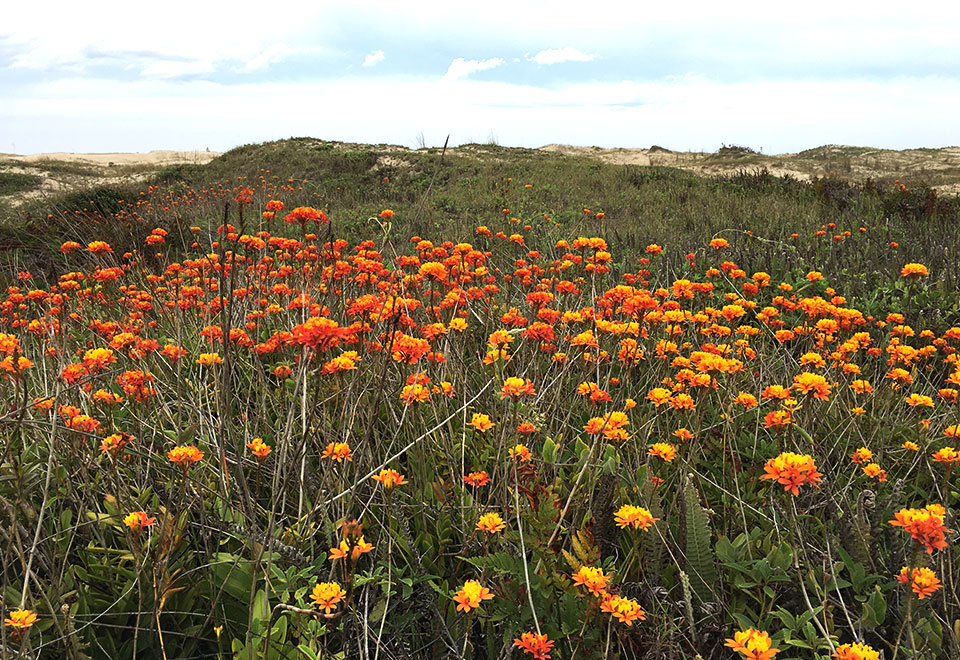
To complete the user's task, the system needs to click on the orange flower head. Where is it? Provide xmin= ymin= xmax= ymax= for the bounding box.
xmin=889 ymin=505 xmax=950 ymax=553
xmin=168 ymin=445 xmax=204 ymax=465
xmin=310 ymin=581 xmax=346 ymax=613
xmin=862 ymin=463 xmax=886 ymax=482
xmin=724 ymin=629 xmax=780 ymax=660
xmin=87 ymin=241 xmax=113 ymax=255
xmin=470 ymin=413 xmax=495 ymax=432
xmin=513 ymin=632 xmax=555 ymax=660
xmin=832 ymin=642 xmax=880 ymax=660
xmin=321 ymin=442 xmax=353 ymax=462
xmin=901 ymin=263 xmax=929 ymax=279
xmin=792 ymin=372 xmax=831 ymax=400
xmin=453 ymin=580 xmax=494 ymax=612
xmin=599 ymin=592 xmax=646 ymax=625
xmin=850 ymin=447 xmax=873 ymax=464
xmin=245 ymin=438 xmax=272 ymax=459
xmin=463 ymin=471 xmax=490 ymax=487
xmin=648 ymin=443 xmax=676 ymax=462
xmin=500 ymin=377 xmax=536 ymax=399
xmin=896 ymin=566 xmax=942 ymax=599
xmin=509 ymin=444 xmax=532 ymax=462
xmin=372 ymin=468 xmax=408 ymax=490
xmin=328 ymin=535 xmax=374 ymax=562
xmin=123 ymin=511 xmax=157 ymax=534
xmin=760 ymin=452 xmax=822 ymax=496
xmin=931 ymin=446 xmax=960 ymax=464
xmin=571 ymin=565 xmax=612 ymax=596
xmin=476 ymin=512 xmax=506 ymax=534
xmin=614 ymin=505 xmax=658 ymax=530
xmin=4 ymin=609 xmax=38 ymax=631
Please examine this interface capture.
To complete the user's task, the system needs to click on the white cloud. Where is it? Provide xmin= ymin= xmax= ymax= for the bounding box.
xmin=441 ymin=57 xmax=504 ymax=82
xmin=363 ymin=50 xmax=385 ymax=67
xmin=527 ymin=47 xmax=595 ymax=65
xmin=5 ymin=74 xmax=960 ymax=155
xmin=241 ymin=44 xmax=295 ymax=72
xmin=140 ymin=59 xmax=217 ymax=79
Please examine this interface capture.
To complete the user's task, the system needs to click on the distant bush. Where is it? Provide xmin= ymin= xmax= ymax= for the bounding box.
xmin=0 ymin=171 xmax=43 ymax=195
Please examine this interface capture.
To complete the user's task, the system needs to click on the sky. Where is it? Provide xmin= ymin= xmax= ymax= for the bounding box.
xmin=2 ymin=0 xmax=959 ymax=155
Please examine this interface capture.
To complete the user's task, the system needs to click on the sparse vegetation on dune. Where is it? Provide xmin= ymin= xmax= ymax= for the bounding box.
xmin=0 ymin=138 xmax=959 ymax=659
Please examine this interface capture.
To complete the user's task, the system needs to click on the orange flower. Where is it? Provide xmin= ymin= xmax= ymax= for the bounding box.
xmin=82 ymin=347 xmax=116 ymax=372
xmin=196 ymin=352 xmax=222 ymax=366
xmin=513 ymin=632 xmax=555 ymax=660
xmin=87 ymin=241 xmax=113 ymax=254
xmin=400 ymin=383 xmax=431 ymax=403
xmin=599 ymin=592 xmax=646 ymax=625
xmin=469 ymin=413 xmax=495 ymax=432
xmin=614 ymin=505 xmax=658 ymax=530
xmin=100 ymin=432 xmax=131 ymax=457
xmin=509 ymin=444 xmax=532 ymax=462
xmin=328 ymin=536 xmax=374 ymax=562
xmin=3 ymin=609 xmax=38 ymax=630
xmin=500 ymin=377 xmax=536 ymax=399
xmin=571 ymin=566 xmax=612 ymax=596
xmin=168 ymin=445 xmax=204 ymax=465
xmin=372 ymin=469 xmax=408 ymax=490
xmin=709 ymin=238 xmax=729 ymax=250
xmin=792 ymin=372 xmax=831 ymax=400
xmin=760 ymin=452 xmax=822 ymax=496
xmin=284 ymin=206 xmax=328 ymax=226
xmin=463 ymin=471 xmax=490 ymax=487
xmin=648 ymin=443 xmax=676 ymax=462
xmin=901 ymin=263 xmax=929 ymax=278
xmin=123 ymin=511 xmax=157 ymax=534
xmin=862 ymin=463 xmax=886 ymax=482
xmin=724 ymin=629 xmax=780 ymax=660
xmin=245 ymin=438 xmax=271 ymax=459
xmin=931 ymin=446 xmax=960 ymax=464
xmin=896 ymin=566 xmax=942 ymax=599
xmin=850 ymin=447 xmax=873 ymax=464
xmin=905 ymin=393 xmax=934 ymax=408
xmin=452 ymin=580 xmax=494 ymax=612
xmin=476 ymin=512 xmax=506 ymax=534
xmin=832 ymin=642 xmax=880 ymax=660
xmin=321 ymin=442 xmax=353 ymax=462
xmin=889 ymin=505 xmax=950 ymax=554
xmin=310 ymin=582 xmax=346 ymax=614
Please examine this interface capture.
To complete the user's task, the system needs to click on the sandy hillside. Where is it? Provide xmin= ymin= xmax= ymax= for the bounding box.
xmin=3 ymin=150 xmax=219 ymax=167
xmin=540 ymin=144 xmax=960 ymax=193
xmin=0 ymin=150 xmax=221 ymax=203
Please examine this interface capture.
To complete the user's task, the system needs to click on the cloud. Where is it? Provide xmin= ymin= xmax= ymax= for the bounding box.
xmin=441 ymin=57 xmax=504 ymax=82
xmin=363 ymin=50 xmax=385 ymax=67
xmin=140 ymin=59 xmax=217 ymax=79
xmin=241 ymin=44 xmax=296 ymax=72
xmin=527 ymin=47 xmax=595 ymax=65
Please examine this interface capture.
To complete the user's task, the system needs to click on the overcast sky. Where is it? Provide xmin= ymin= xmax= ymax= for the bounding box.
xmin=2 ymin=0 xmax=959 ymax=155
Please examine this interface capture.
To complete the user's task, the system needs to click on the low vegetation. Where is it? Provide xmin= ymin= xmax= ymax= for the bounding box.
xmin=0 ymin=138 xmax=959 ymax=659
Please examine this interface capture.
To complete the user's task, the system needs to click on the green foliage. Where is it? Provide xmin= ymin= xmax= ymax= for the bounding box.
xmin=684 ymin=478 xmax=719 ymax=603
xmin=0 ymin=171 xmax=42 ymax=195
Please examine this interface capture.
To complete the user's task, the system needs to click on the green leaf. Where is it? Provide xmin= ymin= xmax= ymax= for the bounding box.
xmin=684 ymin=477 xmax=719 ymax=602
xmin=542 ymin=436 xmax=557 ymax=463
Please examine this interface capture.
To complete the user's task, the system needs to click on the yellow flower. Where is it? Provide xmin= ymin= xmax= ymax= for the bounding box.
xmin=4 ymin=609 xmax=38 ymax=630
xmin=614 ymin=505 xmax=658 ymax=530
xmin=476 ymin=512 xmax=506 ymax=534
xmin=310 ymin=582 xmax=346 ymax=613
xmin=453 ymin=580 xmax=494 ymax=612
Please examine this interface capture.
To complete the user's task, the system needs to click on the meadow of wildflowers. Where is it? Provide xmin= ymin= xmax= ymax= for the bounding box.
xmin=0 ymin=140 xmax=959 ymax=658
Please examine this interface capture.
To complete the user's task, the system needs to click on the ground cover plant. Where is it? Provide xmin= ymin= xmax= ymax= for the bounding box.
xmin=1 ymin=140 xmax=960 ymax=659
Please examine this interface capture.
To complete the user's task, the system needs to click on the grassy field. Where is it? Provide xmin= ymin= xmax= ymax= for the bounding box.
xmin=1 ymin=138 xmax=959 ymax=659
